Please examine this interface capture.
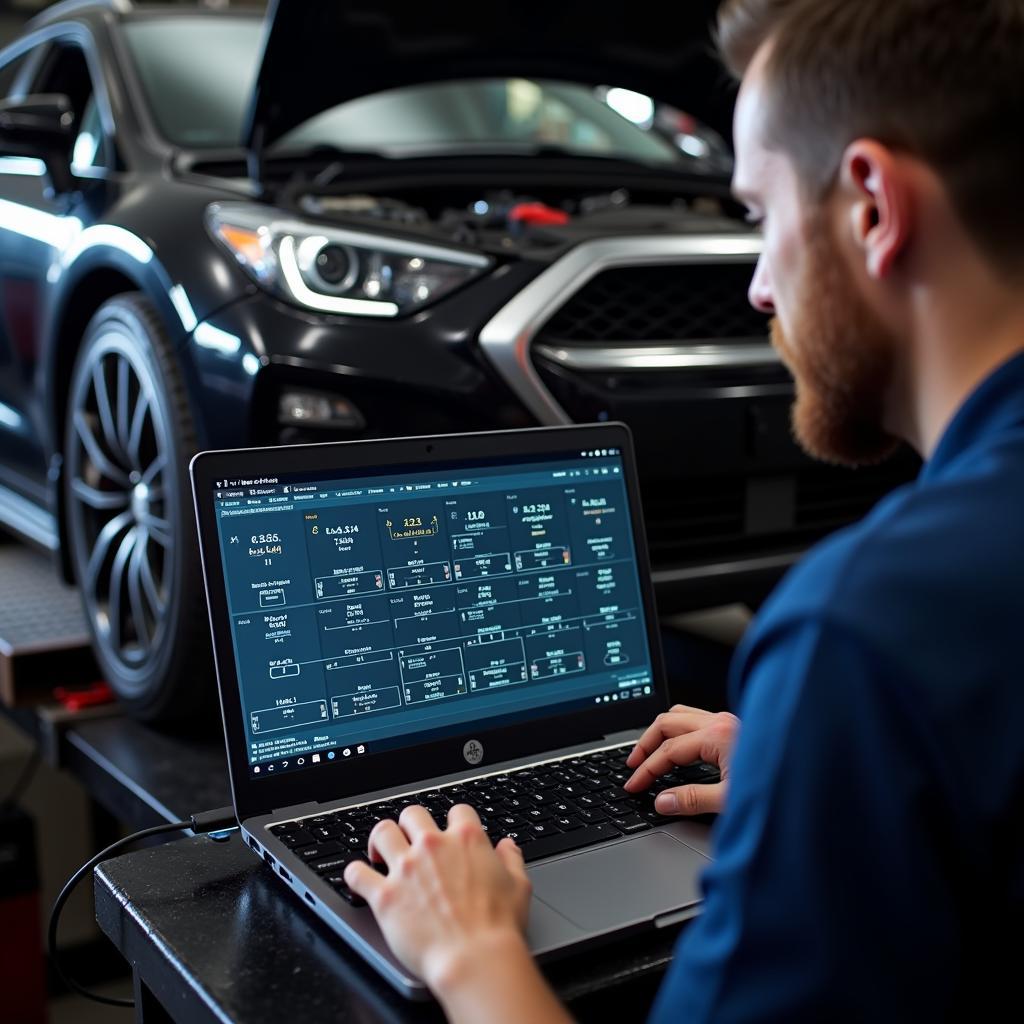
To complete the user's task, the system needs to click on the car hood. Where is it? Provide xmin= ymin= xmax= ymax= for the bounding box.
xmin=244 ymin=0 xmax=733 ymax=152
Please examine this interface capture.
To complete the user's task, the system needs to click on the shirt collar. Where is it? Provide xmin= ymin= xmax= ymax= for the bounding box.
xmin=921 ymin=349 xmax=1024 ymax=483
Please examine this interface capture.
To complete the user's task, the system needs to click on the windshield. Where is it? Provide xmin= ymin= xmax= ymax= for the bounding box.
xmin=122 ymin=16 xmax=715 ymax=171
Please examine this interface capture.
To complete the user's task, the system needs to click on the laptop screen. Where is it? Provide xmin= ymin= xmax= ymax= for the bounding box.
xmin=211 ymin=443 xmax=656 ymax=782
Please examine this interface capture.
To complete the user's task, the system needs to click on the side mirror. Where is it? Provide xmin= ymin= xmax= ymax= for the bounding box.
xmin=0 ymin=94 xmax=76 ymax=194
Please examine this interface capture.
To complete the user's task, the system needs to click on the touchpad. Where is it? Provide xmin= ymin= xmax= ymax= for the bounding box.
xmin=529 ymin=832 xmax=708 ymax=932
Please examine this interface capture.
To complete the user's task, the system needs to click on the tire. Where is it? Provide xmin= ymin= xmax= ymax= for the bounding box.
xmin=64 ymin=293 xmax=215 ymax=723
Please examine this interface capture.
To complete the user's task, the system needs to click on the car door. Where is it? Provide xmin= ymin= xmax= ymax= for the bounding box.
xmin=0 ymin=40 xmax=51 ymax=507
xmin=0 ymin=31 xmax=110 ymax=508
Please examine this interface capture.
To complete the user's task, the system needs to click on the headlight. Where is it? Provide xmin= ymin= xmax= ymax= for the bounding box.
xmin=206 ymin=202 xmax=492 ymax=318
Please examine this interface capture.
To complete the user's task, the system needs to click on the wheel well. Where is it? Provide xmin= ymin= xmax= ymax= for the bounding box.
xmin=52 ymin=268 xmax=139 ymax=580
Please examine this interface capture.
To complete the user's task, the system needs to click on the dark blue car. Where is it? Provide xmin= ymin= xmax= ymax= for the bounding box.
xmin=0 ymin=0 xmax=912 ymax=720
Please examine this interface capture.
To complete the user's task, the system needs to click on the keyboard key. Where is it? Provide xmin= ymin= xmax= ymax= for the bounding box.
xmin=526 ymin=792 xmax=555 ymax=807
xmin=527 ymin=821 xmax=562 ymax=839
xmin=521 ymin=823 xmax=621 ymax=863
xmin=310 ymin=853 xmax=354 ymax=875
xmin=311 ymin=825 xmax=341 ymax=841
xmin=603 ymin=786 xmax=632 ymax=802
xmin=610 ymin=815 xmax=652 ymax=835
xmin=324 ymin=854 xmax=370 ymax=906
xmin=577 ymin=808 xmax=608 ymax=824
xmin=554 ymin=815 xmax=584 ymax=831
xmin=328 ymin=880 xmax=365 ymax=906
xmin=673 ymin=762 xmax=721 ymax=784
xmin=297 ymin=841 xmax=342 ymax=860
xmin=524 ymin=807 xmax=553 ymax=822
xmin=277 ymin=829 xmax=315 ymax=848
xmin=559 ymin=783 xmax=589 ymax=800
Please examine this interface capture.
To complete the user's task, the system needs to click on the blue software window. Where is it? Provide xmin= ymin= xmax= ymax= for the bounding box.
xmin=213 ymin=450 xmax=655 ymax=775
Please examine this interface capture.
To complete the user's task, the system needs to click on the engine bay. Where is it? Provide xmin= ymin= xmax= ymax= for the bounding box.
xmin=298 ymin=184 xmax=742 ymax=257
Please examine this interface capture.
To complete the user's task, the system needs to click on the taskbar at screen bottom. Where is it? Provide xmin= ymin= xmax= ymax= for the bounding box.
xmin=247 ymin=680 xmax=654 ymax=780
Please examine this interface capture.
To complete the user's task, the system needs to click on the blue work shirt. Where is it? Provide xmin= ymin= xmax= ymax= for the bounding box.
xmin=650 ymin=351 xmax=1024 ymax=1021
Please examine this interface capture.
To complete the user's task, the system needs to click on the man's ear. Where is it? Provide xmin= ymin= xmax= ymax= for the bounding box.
xmin=838 ymin=139 xmax=912 ymax=280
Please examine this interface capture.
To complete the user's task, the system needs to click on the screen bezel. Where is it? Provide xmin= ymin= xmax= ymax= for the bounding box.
xmin=190 ymin=423 xmax=668 ymax=822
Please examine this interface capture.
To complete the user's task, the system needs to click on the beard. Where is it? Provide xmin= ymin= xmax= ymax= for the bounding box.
xmin=771 ymin=210 xmax=901 ymax=467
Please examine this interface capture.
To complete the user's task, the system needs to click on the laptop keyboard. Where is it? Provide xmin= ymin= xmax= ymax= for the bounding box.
xmin=267 ymin=744 xmax=720 ymax=907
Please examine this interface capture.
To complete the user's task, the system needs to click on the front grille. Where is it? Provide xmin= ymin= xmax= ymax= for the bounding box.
xmin=535 ymin=263 xmax=769 ymax=345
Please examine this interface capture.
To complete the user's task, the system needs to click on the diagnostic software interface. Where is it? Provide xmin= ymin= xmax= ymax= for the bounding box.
xmin=212 ymin=444 xmax=655 ymax=779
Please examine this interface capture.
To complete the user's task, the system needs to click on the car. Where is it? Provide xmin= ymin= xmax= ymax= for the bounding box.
xmin=0 ymin=0 xmax=915 ymax=722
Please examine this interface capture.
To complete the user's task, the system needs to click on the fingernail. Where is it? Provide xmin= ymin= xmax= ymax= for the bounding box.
xmin=655 ymin=793 xmax=678 ymax=813
xmin=624 ymin=771 xmax=638 ymax=789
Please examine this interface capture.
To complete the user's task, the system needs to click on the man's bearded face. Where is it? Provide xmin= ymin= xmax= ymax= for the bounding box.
xmin=770 ymin=208 xmax=901 ymax=467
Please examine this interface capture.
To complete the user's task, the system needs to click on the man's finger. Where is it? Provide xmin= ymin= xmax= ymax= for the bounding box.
xmin=367 ymin=817 xmax=409 ymax=865
xmin=398 ymin=803 xmax=439 ymax=842
xmin=624 ymin=733 xmax=703 ymax=791
xmin=344 ymin=858 xmax=386 ymax=906
xmin=495 ymin=836 xmax=529 ymax=881
xmin=654 ymin=781 xmax=725 ymax=817
xmin=625 ymin=712 xmax=712 ymax=768
xmin=447 ymin=802 xmax=484 ymax=830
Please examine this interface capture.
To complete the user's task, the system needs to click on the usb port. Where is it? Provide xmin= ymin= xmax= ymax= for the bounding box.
xmin=279 ymin=866 xmax=291 ymax=882
xmin=304 ymin=891 xmax=315 ymax=905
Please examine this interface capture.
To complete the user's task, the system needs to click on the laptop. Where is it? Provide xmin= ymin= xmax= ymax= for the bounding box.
xmin=190 ymin=423 xmax=716 ymax=999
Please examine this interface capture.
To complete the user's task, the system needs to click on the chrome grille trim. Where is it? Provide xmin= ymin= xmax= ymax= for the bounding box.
xmin=478 ymin=234 xmax=763 ymax=425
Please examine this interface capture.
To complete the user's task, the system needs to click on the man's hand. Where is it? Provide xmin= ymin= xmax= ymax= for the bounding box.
xmin=345 ymin=803 xmax=532 ymax=994
xmin=623 ymin=704 xmax=739 ymax=816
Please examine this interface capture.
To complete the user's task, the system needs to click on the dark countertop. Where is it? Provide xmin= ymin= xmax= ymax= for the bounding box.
xmin=96 ymin=829 xmax=681 ymax=1023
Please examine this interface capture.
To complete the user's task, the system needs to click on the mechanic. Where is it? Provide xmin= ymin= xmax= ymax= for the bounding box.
xmin=343 ymin=1 xmax=1024 ymax=1018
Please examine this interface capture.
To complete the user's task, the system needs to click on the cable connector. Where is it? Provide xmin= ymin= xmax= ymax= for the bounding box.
xmin=189 ymin=806 xmax=237 ymax=833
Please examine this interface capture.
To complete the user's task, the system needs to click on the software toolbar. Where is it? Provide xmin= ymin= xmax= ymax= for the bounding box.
xmin=214 ymin=454 xmax=654 ymax=771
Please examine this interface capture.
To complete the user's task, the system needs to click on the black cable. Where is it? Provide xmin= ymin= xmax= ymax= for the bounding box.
xmin=47 ymin=806 xmax=236 ymax=1008
xmin=1 ymin=744 xmax=42 ymax=810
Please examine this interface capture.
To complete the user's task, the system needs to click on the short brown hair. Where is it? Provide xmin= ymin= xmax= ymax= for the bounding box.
xmin=717 ymin=0 xmax=1024 ymax=272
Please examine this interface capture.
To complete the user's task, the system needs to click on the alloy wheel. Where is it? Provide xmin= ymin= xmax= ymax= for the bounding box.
xmin=66 ymin=332 xmax=175 ymax=686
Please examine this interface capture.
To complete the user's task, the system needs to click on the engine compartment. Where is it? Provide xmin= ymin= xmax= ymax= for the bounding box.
xmin=296 ymin=181 xmax=745 ymax=257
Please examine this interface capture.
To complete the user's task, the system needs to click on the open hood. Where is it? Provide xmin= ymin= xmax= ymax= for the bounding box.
xmin=244 ymin=0 xmax=734 ymax=154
